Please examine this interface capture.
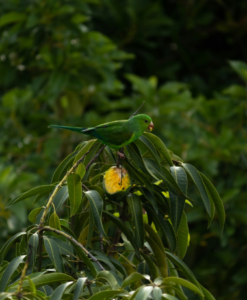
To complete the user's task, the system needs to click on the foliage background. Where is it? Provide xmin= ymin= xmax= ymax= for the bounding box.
xmin=0 ymin=0 xmax=247 ymax=299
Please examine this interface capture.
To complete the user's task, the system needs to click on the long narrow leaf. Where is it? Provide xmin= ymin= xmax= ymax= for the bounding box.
xmin=44 ymin=238 xmax=64 ymax=273
xmin=27 ymin=233 xmax=39 ymax=275
xmin=0 ymin=233 xmax=26 ymax=265
xmin=50 ymin=282 xmax=73 ymax=300
xmin=143 ymin=132 xmax=173 ymax=166
xmin=73 ymin=278 xmax=87 ymax=300
xmin=177 ymin=212 xmax=189 ymax=259
xmin=200 ymin=172 xmax=225 ymax=232
xmin=67 ymin=173 xmax=82 ymax=217
xmin=85 ymin=190 xmax=107 ymax=239
xmin=170 ymin=167 xmax=187 ymax=232
xmin=103 ymin=211 xmax=141 ymax=259
xmin=182 ymin=163 xmax=211 ymax=216
xmin=127 ymin=194 xmax=144 ymax=249
xmin=0 ymin=255 xmax=25 ymax=292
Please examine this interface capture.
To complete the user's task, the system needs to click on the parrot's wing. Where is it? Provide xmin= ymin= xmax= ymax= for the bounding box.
xmin=82 ymin=121 xmax=133 ymax=147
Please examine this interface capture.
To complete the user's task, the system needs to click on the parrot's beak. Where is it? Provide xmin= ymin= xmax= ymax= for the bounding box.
xmin=148 ymin=121 xmax=154 ymax=131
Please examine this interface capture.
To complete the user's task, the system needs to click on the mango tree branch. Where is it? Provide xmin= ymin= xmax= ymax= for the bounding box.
xmin=38 ymin=226 xmax=105 ymax=271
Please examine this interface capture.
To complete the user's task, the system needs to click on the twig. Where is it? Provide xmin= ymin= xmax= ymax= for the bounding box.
xmin=129 ymin=101 xmax=145 ymax=119
xmin=82 ymin=183 xmax=90 ymax=191
xmin=85 ymin=145 xmax=106 ymax=171
xmin=15 ymin=245 xmax=33 ymax=299
xmin=38 ymin=226 xmax=105 ymax=271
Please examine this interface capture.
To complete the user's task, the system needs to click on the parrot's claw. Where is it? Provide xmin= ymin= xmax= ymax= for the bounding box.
xmin=117 ymin=152 xmax=125 ymax=159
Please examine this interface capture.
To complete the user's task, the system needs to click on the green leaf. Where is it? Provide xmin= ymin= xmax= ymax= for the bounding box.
xmin=144 ymin=223 xmax=164 ymax=251
xmin=200 ymin=284 xmax=216 ymax=300
xmin=68 ymin=240 xmax=97 ymax=277
xmin=89 ymin=290 xmax=126 ymax=300
xmin=166 ymin=258 xmax=187 ymax=300
xmin=177 ymin=212 xmax=189 ymax=259
xmin=199 ymin=172 xmax=225 ymax=232
xmin=67 ymin=173 xmax=82 ymax=216
xmin=9 ymin=273 xmax=74 ymax=290
xmin=182 ymin=163 xmax=211 ymax=216
xmin=141 ymin=252 xmax=160 ymax=280
xmin=145 ymin=205 xmax=176 ymax=253
xmin=8 ymin=185 xmax=55 ymax=207
xmin=53 ymin=186 xmax=69 ymax=212
xmin=84 ymin=190 xmax=107 ymax=239
xmin=0 ymin=12 xmax=26 ymax=28
xmin=153 ymin=287 xmax=162 ymax=300
xmin=73 ymin=278 xmax=87 ymax=300
xmin=49 ymin=237 xmax=74 ymax=257
xmin=103 ymin=211 xmax=141 ymax=260
xmin=122 ymin=272 xmax=150 ymax=288
xmin=49 ymin=212 xmax=61 ymax=230
xmin=127 ymin=194 xmax=144 ymax=249
xmin=126 ymin=143 xmax=149 ymax=174
xmin=145 ymin=236 xmax=167 ymax=278
xmin=229 ymin=60 xmax=247 ymax=82
xmin=76 ymin=164 xmax=86 ymax=179
xmin=50 ymin=282 xmax=73 ymax=300
xmin=52 ymin=152 xmax=77 ymax=183
xmin=147 ymin=163 xmax=186 ymax=200
xmin=143 ymin=133 xmax=173 ymax=166
xmin=165 ymin=252 xmax=203 ymax=297
xmin=138 ymin=187 xmax=158 ymax=214
xmin=137 ymin=135 xmax=160 ymax=168
xmin=0 ymin=255 xmax=25 ymax=292
xmin=44 ymin=238 xmax=64 ymax=273
xmin=27 ymin=233 xmax=39 ymax=275
xmin=124 ymin=159 xmax=154 ymax=194
xmin=164 ymin=277 xmax=204 ymax=297
xmin=170 ymin=166 xmax=187 ymax=232
xmin=135 ymin=286 xmax=153 ymax=300
xmin=26 ymin=276 xmax=36 ymax=294
xmin=0 ymin=232 xmax=26 ymax=265
xmin=96 ymin=270 xmax=119 ymax=289
xmin=28 ymin=208 xmax=43 ymax=224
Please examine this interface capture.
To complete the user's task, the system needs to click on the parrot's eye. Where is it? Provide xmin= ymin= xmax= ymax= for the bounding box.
xmin=145 ymin=120 xmax=148 ymax=123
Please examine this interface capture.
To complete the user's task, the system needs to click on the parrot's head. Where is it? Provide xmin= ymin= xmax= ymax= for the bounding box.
xmin=130 ymin=114 xmax=154 ymax=133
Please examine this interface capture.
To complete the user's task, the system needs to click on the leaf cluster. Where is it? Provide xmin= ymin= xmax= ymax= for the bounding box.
xmin=0 ymin=134 xmax=225 ymax=299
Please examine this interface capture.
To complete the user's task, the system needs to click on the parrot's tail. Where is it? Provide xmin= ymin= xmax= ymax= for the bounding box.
xmin=48 ymin=125 xmax=85 ymax=133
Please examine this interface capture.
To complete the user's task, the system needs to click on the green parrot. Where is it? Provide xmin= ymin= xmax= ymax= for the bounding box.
xmin=49 ymin=114 xmax=154 ymax=151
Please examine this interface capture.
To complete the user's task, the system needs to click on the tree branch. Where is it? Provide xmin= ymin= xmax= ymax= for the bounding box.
xmin=38 ymin=226 xmax=105 ymax=271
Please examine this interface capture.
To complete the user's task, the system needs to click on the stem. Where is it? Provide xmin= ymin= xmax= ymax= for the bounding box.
xmin=38 ymin=226 xmax=105 ymax=271
xmin=87 ymin=283 xmax=93 ymax=296
xmin=16 ymin=245 xmax=32 ymax=299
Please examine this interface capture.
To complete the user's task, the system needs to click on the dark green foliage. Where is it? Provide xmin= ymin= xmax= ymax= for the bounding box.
xmin=0 ymin=0 xmax=246 ymax=299
xmin=0 ymin=135 xmax=224 ymax=299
